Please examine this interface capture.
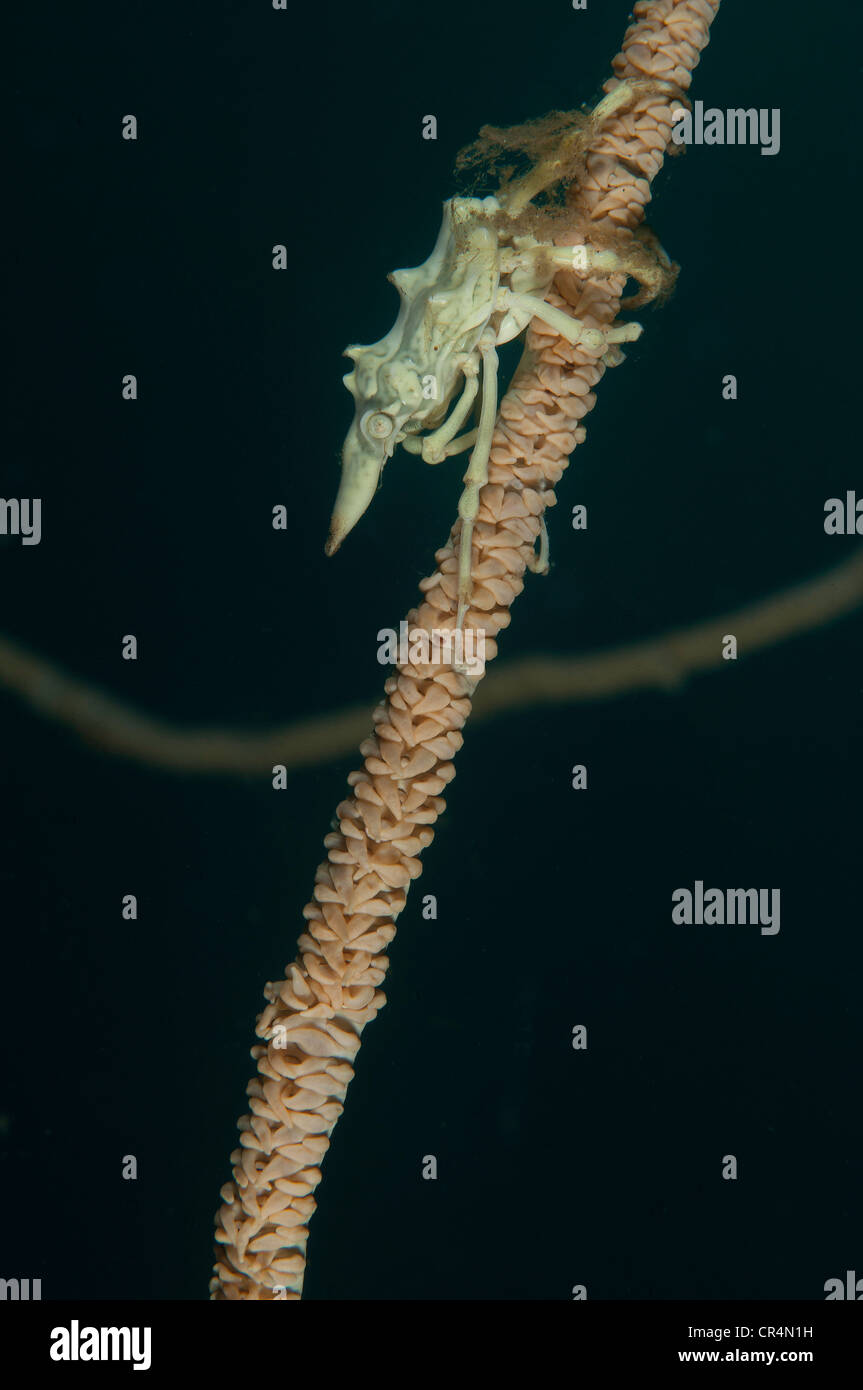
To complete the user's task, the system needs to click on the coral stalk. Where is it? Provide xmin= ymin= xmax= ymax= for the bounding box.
xmin=211 ymin=0 xmax=722 ymax=1299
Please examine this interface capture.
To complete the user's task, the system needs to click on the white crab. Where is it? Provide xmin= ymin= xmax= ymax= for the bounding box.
xmin=325 ymin=195 xmax=641 ymax=634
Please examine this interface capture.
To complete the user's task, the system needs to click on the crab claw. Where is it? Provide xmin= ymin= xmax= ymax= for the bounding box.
xmin=325 ymin=424 xmax=388 ymax=557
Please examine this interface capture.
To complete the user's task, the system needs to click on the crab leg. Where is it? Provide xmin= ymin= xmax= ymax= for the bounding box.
xmin=433 ymin=427 xmax=477 ymax=458
xmin=526 ymin=514 xmax=550 ymax=576
xmin=420 ymin=359 xmax=480 ymax=463
xmin=501 ymin=288 xmax=643 ymax=351
xmin=455 ymin=334 xmax=499 ymax=634
xmin=529 ymin=245 xmax=624 ymax=277
xmin=403 ymin=427 xmax=478 ymax=461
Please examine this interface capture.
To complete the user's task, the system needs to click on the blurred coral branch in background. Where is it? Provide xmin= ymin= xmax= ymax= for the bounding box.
xmin=1 ymin=552 xmax=861 ymax=776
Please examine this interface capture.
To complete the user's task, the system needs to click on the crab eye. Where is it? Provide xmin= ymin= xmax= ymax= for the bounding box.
xmin=363 ymin=411 xmax=394 ymax=441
